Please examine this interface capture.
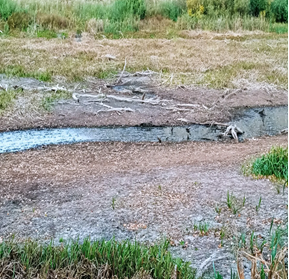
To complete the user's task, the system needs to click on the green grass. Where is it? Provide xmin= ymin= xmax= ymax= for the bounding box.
xmin=0 ymin=65 xmax=51 ymax=82
xmin=0 ymin=89 xmax=17 ymax=112
xmin=37 ymin=30 xmax=57 ymax=39
xmin=0 ymin=0 xmax=288 ymax=37
xmin=251 ymin=146 xmax=288 ymax=180
xmin=42 ymin=90 xmax=71 ymax=111
xmin=0 ymin=238 xmax=196 ymax=279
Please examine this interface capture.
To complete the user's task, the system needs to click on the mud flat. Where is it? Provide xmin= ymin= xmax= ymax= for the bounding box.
xmin=0 ymin=132 xmax=288 ymax=278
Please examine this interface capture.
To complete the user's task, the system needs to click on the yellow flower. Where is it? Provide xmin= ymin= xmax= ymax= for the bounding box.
xmin=199 ymin=5 xmax=204 ymax=14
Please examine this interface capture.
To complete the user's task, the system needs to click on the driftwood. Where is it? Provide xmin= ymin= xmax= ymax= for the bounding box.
xmin=223 ymin=124 xmax=244 ymax=142
xmin=95 ymin=107 xmax=135 ymax=114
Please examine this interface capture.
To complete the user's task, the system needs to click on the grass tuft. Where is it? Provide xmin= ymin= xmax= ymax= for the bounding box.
xmin=0 ymin=238 xmax=196 ymax=279
xmin=0 ymin=89 xmax=17 ymax=112
xmin=251 ymin=146 xmax=288 ymax=180
xmin=0 ymin=65 xmax=51 ymax=82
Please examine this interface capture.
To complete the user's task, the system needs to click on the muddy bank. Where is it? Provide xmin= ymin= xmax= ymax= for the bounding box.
xmin=0 ymin=105 xmax=287 ymax=153
xmin=0 ymin=134 xmax=287 ymax=277
xmin=0 ymin=75 xmax=287 ymax=131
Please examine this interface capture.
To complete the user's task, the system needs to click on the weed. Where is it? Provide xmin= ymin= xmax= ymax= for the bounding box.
xmin=213 ymin=261 xmax=223 ymax=279
xmin=179 ymin=240 xmax=185 ymax=246
xmin=226 ymin=191 xmax=233 ymax=209
xmin=252 ymin=146 xmax=288 ymax=180
xmin=194 ymin=222 xmax=209 ymax=235
xmin=249 ymin=231 xmax=255 ymax=254
xmin=270 ymin=217 xmax=274 ymax=233
xmin=215 ymin=205 xmax=221 ymax=215
xmin=0 ymin=238 xmax=196 ymax=279
xmin=256 ymin=196 xmax=262 ymax=212
xmin=220 ymin=227 xmax=226 ymax=246
xmin=111 ymin=197 xmax=116 ymax=210
xmin=226 ymin=191 xmax=243 ymax=214
xmin=242 ymin=195 xmax=246 ymax=207
xmin=238 ymin=233 xmax=246 ymax=248
xmin=59 ymin=238 xmax=64 ymax=243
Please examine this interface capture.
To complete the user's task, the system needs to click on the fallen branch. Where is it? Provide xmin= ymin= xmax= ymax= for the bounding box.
xmin=95 ymin=107 xmax=135 ymax=114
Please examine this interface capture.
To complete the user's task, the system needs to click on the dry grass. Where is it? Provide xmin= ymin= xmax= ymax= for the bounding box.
xmin=0 ymin=31 xmax=287 ymax=88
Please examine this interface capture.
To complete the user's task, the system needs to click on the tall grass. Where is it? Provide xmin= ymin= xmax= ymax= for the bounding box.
xmin=0 ymin=0 xmax=287 ymax=35
xmin=0 ymin=238 xmax=196 ymax=279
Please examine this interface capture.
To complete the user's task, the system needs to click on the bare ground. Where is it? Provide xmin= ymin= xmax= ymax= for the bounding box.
xmin=0 ymin=134 xmax=287 ymax=278
xmin=0 ymin=31 xmax=288 ymax=278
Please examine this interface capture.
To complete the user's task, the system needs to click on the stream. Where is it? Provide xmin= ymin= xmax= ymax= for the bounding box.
xmin=0 ymin=106 xmax=287 ymax=153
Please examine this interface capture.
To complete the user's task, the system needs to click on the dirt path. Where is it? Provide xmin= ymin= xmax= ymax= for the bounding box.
xmin=0 ymin=134 xmax=287 ymax=277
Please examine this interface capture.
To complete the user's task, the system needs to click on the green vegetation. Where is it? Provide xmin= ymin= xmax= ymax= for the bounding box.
xmin=42 ymin=90 xmax=71 ymax=111
xmin=193 ymin=222 xmax=210 ymax=235
xmin=37 ymin=30 xmax=57 ymax=39
xmin=0 ymin=0 xmax=287 ymax=37
xmin=235 ymin=225 xmax=288 ymax=279
xmin=0 ymin=89 xmax=17 ymax=112
xmin=226 ymin=191 xmax=243 ymax=215
xmin=0 ymin=65 xmax=51 ymax=82
xmin=0 ymin=238 xmax=196 ymax=279
xmin=251 ymin=146 xmax=288 ymax=180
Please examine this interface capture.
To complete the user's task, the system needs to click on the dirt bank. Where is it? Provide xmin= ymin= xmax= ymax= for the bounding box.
xmin=0 ymin=75 xmax=287 ymax=131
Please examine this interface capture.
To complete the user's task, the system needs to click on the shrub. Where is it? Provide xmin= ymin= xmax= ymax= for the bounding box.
xmin=0 ymin=0 xmax=17 ymax=20
xmin=271 ymin=0 xmax=288 ymax=22
xmin=159 ymin=0 xmax=186 ymax=21
xmin=252 ymin=146 xmax=288 ymax=180
xmin=249 ymin=0 xmax=267 ymax=16
xmin=7 ymin=12 xmax=31 ymax=30
xmin=234 ymin=0 xmax=250 ymax=15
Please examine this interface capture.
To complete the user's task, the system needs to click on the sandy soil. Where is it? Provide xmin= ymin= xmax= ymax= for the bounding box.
xmin=0 ymin=134 xmax=287 ymax=277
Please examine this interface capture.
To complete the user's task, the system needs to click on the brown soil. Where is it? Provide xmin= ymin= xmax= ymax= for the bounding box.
xmin=0 ymin=134 xmax=287 ymax=277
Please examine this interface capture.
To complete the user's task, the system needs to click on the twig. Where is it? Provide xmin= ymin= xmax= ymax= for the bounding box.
xmin=116 ymin=58 xmax=127 ymax=84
